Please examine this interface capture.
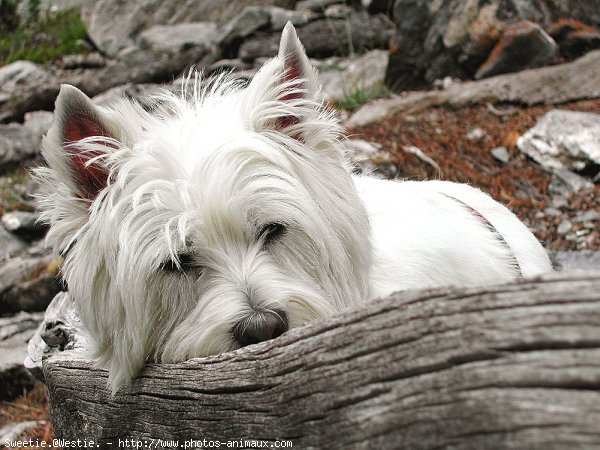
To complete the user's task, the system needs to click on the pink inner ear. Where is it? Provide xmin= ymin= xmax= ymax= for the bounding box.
xmin=275 ymin=55 xmax=303 ymax=137
xmin=64 ymin=114 xmax=111 ymax=201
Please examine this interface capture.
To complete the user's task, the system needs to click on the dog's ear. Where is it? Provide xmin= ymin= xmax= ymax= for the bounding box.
xmin=45 ymin=85 xmax=118 ymax=202
xmin=274 ymin=21 xmax=319 ymax=132
xmin=245 ymin=22 xmax=323 ymax=140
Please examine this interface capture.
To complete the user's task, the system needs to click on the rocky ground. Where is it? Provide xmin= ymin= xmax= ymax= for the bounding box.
xmin=0 ymin=384 xmax=53 ymax=442
xmin=0 ymin=0 xmax=599 ymax=443
xmin=350 ymin=99 xmax=600 ymax=253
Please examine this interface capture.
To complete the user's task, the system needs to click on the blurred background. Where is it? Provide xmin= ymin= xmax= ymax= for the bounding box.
xmin=1 ymin=0 xmax=599 ymax=443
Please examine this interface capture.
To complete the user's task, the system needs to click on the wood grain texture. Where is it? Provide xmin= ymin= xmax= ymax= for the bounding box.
xmin=347 ymin=50 xmax=600 ymax=127
xmin=43 ymin=272 xmax=600 ymax=449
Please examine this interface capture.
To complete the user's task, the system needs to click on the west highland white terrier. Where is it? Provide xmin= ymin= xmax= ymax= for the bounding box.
xmin=36 ymin=23 xmax=552 ymax=391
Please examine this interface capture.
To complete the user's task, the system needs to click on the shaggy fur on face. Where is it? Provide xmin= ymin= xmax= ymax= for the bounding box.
xmin=36 ymin=23 xmax=552 ymax=392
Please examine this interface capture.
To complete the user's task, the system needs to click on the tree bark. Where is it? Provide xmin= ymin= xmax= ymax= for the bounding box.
xmin=41 ymin=272 xmax=600 ymax=449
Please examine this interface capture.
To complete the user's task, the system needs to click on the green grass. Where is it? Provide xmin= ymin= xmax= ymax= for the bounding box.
xmin=333 ymin=82 xmax=392 ymax=111
xmin=0 ymin=167 xmax=32 ymax=214
xmin=0 ymin=8 xmax=88 ymax=66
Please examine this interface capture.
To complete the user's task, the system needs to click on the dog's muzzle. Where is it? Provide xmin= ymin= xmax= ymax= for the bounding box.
xmin=232 ymin=309 xmax=289 ymax=347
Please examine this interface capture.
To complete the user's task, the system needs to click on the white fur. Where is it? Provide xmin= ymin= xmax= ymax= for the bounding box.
xmin=35 ymin=23 xmax=552 ymax=392
xmin=355 ymin=177 xmax=551 ymax=298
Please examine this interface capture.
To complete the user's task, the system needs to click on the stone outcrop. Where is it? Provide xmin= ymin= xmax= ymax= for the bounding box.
xmin=0 ymin=311 xmax=44 ymax=400
xmin=319 ymin=50 xmax=389 ymax=102
xmin=137 ymin=22 xmax=218 ymax=56
xmin=0 ymin=111 xmax=53 ymax=169
xmin=475 ymin=20 xmax=558 ymax=79
xmin=81 ymin=0 xmax=295 ymax=58
xmin=0 ymin=61 xmax=55 ymax=123
xmin=547 ymin=19 xmax=600 ymax=59
xmin=517 ymin=110 xmax=600 ymax=181
xmin=386 ymin=0 xmax=600 ymax=88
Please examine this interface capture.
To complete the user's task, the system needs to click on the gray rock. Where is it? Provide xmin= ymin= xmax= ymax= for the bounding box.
xmin=0 ymin=227 xmax=27 ymax=264
xmin=218 ymin=6 xmax=272 ymax=53
xmin=543 ymin=207 xmax=561 ymax=218
xmin=549 ymin=168 xmax=594 ymax=195
xmin=0 ymin=311 xmax=44 ymax=400
xmin=0 ymin=61 xmax=51 ymax=106
xmin=62 ymin=52 xmax=107 ymax=70
xmin=433 ymin=76 xmax=459 ymax=90
xmin=269 ymin=6 xmax=319 ymax=31
xmin=345 ymin=139 xmax=395 ymax=175
xmin=349 ymin=50 xmax=600 ymax=128
xmin=0 ymin=421 xmax=38 ymax=443
xmin=138 ymin=22 xmax=218 ymax=55
xmin=548 ymin=19 xmax=600 ymax=60
xmin=319 ymin=50 xmax=389 ymax=103
xmin=361 ymin=0 xmax=395 ymax=14
xmin=0 ymin=111 xmax=53 ymax=169
xmin=16 ymin=0 xmax=82 ymax=21
xmin=385 ymin=0 xmax=598 ymax=88
xmin=344 ymin=96 xmax=399 ymax=128
xmin=0 ymin=61 xmax=56 ymax=122
xmin=517 ymin=110 xmax=600 ymax=179
xmin=0 ymin=255 xmax=53 ymax=297
xmin=23 ymin=110 xmax=54 ymax=136
xmin=465 ymin=127 xmax=485 ymax=141
xmin=302 ymin=12 xmax=394 ymax=57
xmin=577 ymin=210 xmax=600 ymax=222
xmin=239 ymin=12 xmax=394 ymax=60
xmin=26 ymin=240 xmax=48 ymax=257
xmin=81 ymin=0 xmax=287 ymax=58
xmin=475 ymin=21 xmax=558 ymax=79
xmin=62 ymin=44 xmax=218 ymax=101
xmin=491 ymin=146 xmax=510 ymax=164
xmin=207 ymin=59 xmax=253 ymax=76
xmin=0 ymin=124 xmax=36 ymax=168
xmin=92 ymin=83 xmax=165 ymax=107
xmin=324 ymin=3 xmax=352 ymax=19
xmin=551 ymin=196 xmax=569 ymax=209
xmin=386 ymin=0 xmax=485 ymax=88
xmin=296 ymin=0 xmax=342 ymax=11
xmin=556 ymin=219 xmax=573 ymax=236
xmin=1 ymin=211 xmax=46 ymax=240
xmin=550 ymin=251 xmax=600 ymax=272
xmin=239 ymin=35 xmax=280 ymax=62
xmin=2 ymin=269 xmax=63 ymax=314
xmin=345 ymin=139 xmax=385 ymax=160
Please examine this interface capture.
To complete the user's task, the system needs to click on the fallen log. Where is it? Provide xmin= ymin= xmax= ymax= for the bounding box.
xmin=346 ymin=49 xmax=600 ymax=127
xmin=36 ymin=271 xmax=600 ymax=449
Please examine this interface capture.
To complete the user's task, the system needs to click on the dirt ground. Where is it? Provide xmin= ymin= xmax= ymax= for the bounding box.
xmin=350 ymin=98 xmax=600 ymax=251
xmin=0 ymin=384 xmax=54 ymax=442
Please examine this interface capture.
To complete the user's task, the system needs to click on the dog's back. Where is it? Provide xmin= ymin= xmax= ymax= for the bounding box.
xmin=354 ymin=176 xmax=552 ymax=298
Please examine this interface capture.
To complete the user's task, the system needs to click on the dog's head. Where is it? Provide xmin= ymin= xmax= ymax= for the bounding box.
xmin=37 ymin=23 xmax=371 ymax=391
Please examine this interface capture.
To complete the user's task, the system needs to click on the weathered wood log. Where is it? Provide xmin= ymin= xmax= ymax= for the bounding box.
xmin=41 ymin=272 xmax=600 ymax=449
xmin=25 ymin=291 xmax=86 ymax=381
xmin=346 ymin=49 xmax=600 ymax=127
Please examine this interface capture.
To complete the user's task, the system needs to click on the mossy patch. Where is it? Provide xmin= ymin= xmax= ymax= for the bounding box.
xmin=0 ymin=6 xmax=88 ymax=66
xmin=333 ymin=82 xmax=392 ymax=111
xmin=0 ymin=167 xmax=32 ymax=214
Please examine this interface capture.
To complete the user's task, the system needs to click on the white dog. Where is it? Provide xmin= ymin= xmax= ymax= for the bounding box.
xmin=36 ymin=23 xmax=551 ymax=391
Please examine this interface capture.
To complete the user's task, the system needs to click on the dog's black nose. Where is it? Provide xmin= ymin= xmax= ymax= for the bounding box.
xmin=233 ymin=310 xmax=288 ymax=347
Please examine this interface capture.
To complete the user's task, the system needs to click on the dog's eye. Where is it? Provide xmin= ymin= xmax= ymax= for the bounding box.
xmin=159 ymin=253 xmax=196 ymax=274
xmin=259 ymin=223 xmax=286 ymax=244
